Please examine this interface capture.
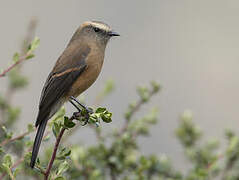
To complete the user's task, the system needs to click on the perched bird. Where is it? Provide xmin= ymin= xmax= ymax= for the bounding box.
xmin=30 ymin=21 xmax=119 ymax=168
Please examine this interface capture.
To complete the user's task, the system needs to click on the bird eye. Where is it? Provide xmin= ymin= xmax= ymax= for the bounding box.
xmin=94 ymin=27 xmax=100 ymax=33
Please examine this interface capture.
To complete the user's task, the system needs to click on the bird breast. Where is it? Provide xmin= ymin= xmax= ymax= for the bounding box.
xmin=66 ymin=51 xmax=104 ymax=98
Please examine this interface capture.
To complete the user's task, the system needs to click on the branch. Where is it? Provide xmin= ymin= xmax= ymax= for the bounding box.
xmin=44 ymin=128 xmax=66 ymax=180
xmin=120 ymin=87 xmax=158 ymax=135
xmin=62 ymin=80 xmax=114 ymax=143
xmin=0 ymin=130 xmax=34 ymax=146
xmin=0 ymin=53 xmax=31 ymax=78
xmin=43 ymin=107 xmax=104 ymax=179
xmin=0 ymin=130 xmax=49 ymax=180
xmin=44 ymin=115 xmax=75 ymax=180
xmin=0 ymin=18 xmax=38 ymax=125
xmin=0 ymin=147 xmax=32 ymax=180
xmin=0 ymin=18 xmax=39 ymax=79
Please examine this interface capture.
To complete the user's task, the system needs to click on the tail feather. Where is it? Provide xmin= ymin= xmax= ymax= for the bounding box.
xmin=30 ymin=120 xmax=48 ymax=168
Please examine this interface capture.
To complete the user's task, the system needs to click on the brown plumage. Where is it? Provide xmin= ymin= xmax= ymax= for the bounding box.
xmin=30 ymin=21 xmax=119 ymax=168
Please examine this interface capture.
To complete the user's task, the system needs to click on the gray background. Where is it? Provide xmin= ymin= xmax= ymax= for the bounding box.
xmin=1 ymin=0 xmax=239 ymax=170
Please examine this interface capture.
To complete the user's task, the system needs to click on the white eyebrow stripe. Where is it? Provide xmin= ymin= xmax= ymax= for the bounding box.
xmin=91 ymin=22 xmax=111 ymax=32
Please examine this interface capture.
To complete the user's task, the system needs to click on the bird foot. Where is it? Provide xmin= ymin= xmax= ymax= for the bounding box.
xmin=69 ymin=96 xmax=93 ymax=126
xmin=81 ymin=107 xmax=93 ymax=126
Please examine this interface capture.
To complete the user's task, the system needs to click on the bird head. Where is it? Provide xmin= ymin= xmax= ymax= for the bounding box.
xmin=70 ymin=21 xmax=119 ymax=47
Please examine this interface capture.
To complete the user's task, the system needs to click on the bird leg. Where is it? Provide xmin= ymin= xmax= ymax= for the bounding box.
xmin=69 ymin=96 xmax=93 ymax=125
xmin=69 ymin=99 xmax=82 ymax=119
xmin=69 ymin=99 xmax=81 ymax=112
xmin=70 ymin=96 xmax=93 ymax=113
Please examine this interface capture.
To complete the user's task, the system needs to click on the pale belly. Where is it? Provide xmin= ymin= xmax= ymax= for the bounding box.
xmin=66 ymin=64 xmax=102 ymax=98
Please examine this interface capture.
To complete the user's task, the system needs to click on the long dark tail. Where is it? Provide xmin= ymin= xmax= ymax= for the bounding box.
xmin=30 ymin=120 xmax=48 ymax=168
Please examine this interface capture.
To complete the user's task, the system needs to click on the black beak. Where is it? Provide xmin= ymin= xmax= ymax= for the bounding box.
xmin=108 ymin=31 xmax=120 ymax=37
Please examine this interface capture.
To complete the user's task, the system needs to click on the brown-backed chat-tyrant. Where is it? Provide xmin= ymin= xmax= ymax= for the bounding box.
xmin=30 ymin=21 xmax=119 ymax=168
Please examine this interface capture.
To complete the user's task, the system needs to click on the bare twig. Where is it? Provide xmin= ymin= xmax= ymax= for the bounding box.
xmin=0 ymin=126 xmax=51 ymax=147
xmin=0 ymin=130 xmax=34 ymax=146
xmin=1 ymin=17 xmax=38 ymax=105
xmin=0 ymin=18 xmax=38 ymax=78
xmin=120 ymin=89 xmax=157 ymax=135
xmin=0 ymin=53 xmax=32 ymax=78
xmin=44 ymin=128 xmax=66 ymax=180
xmin=0 ymin=18 xmax=38 ymax=125
xmin=3 ymin=18 xmax=38 ymax=103
xmin=44 ymin=115 xmax=76 ymax=180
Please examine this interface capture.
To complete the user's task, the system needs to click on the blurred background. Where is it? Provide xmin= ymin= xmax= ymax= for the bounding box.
xmin=0 ymin=0 xmax=239 ymax=171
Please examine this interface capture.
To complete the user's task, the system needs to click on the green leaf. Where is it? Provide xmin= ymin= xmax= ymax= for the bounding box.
xmin=89 ymin=115 xmax=98 ymax=124
xmin=2 ymin=126 xmax=8 ymax=133
xmin=7 ymin=106 xmax=21 ymax=124
xmin=27 ymin=123 xmax=34 ymax=132
xmin=100 ymin=110 xmax=112 ymax=123
xmin=12 ymin=53 xmax=19 ymax=63
xmin=70 ymin=146 xmax=86 ymax=161
xmin=26 ymin=54 xmax=35 ymax=60
xmin=55 ymin=176 xmax=66 ymax=180
xmin=227 ymin=136 xmax=239 ymax=155
xmin=225 ymin=129 xmax=235 ymax=139
xmin=29 ymin=37 xmax=40 ymax=52
xmin=25 ymin=141 xmax=33 ymax=147
xmin=52 ymin=122 xmax=61 ymax=138
xmin=0 ymin=95 xmax=8 ymax=109
xmin=2 ymin=163 xmax=12 ymax=177
xmin=36 ymin=158 xmax=40 ymax=165
xmin=3 ymin=154 xmax=13 ymax=167
xmin=101 ymin=112 xmax=112 ymax=123
xmin=64 ymin=116 xmax=75 ymax=128
xmin=51 ymin=107 xmax=66 ymax=125
xmin=9 ymin=69 xmax=28 ymax=89
xmin=23 ymin=152 xmax=32 ymax=163
xmin=95 ymin=107 xmax=106 ymax=113
xmin=57 ymin=147 xmax=71 ymax=160
xmin=57 ymin=161 xmax=69 ymax=175
xmin=13 ymin=167 xmax=21 ymax=178
xmin=2 ymin=126 xmax=13 ymax=139
xmin=64 ymin=149 xmax=71 ymax=156
xmin=176 ymin=110 xmax=201 ymax=147
xmin=137 ymin=86 xmax=150 ymax=102
xmin=151 ymin=81 xmax=160 ymax=92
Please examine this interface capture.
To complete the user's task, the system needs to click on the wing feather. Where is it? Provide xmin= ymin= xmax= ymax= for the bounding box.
xmin=35 ymin=45 xmax=90 ymax=126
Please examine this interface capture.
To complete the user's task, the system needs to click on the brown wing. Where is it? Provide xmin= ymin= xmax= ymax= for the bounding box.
xmin=35 ymin=45 xmax=90 ymax=127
